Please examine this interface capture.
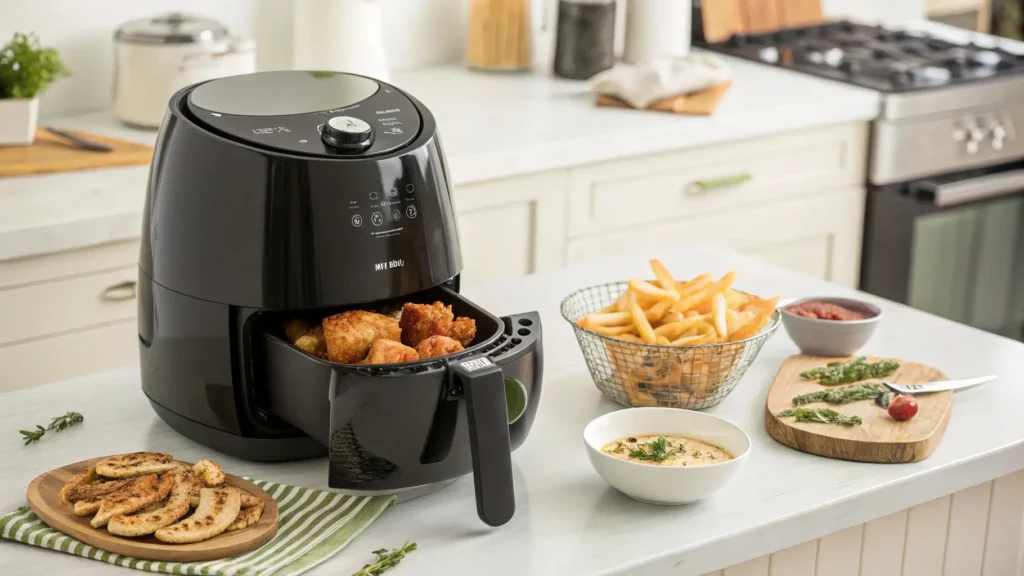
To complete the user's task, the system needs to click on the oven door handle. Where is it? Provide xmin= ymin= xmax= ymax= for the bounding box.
xmin=917 ymin=169 xmax=1024 ymax=207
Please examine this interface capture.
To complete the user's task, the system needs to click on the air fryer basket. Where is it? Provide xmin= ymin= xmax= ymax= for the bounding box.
xmin=253 ymin=285 xmax=542 ymax=526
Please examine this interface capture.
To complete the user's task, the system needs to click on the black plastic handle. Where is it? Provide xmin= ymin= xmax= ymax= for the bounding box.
xmin=452 ymin=356 xmax=515 ymax=527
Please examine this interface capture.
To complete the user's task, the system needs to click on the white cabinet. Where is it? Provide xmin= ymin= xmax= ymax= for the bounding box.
xmin=565 ymin=186 xmax=865 ymax=287
xmin=454 ymin=170 xmax=566 ymax=287
xmin=0 ymin=240 xmax=140 ymax=392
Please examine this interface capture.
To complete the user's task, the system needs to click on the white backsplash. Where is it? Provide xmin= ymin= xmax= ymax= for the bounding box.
xmin=0 ymin=0 xmax=924 ymax=118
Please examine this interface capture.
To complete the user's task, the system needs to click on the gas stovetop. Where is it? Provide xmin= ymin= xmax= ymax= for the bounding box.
xmin=702 ymin=21 xmax=1024 ymax=93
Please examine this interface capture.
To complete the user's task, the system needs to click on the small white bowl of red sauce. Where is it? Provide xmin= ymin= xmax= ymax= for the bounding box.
xmin=780 ymin=297 xmax=881 ymax=357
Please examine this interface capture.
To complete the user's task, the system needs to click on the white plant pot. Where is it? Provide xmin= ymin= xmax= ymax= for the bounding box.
xmin=0 ymin=98 xmax=39 ymax=146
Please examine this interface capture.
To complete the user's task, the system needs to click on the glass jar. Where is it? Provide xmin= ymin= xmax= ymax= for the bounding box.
xmin=553 ymin=0 xmax=616 ymax=80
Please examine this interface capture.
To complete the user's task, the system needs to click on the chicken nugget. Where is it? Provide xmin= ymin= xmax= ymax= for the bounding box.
xmin=415 ymin=335 xmax=465 ymax=358
xmin=448 ymin=316 xmax=477 ymax=347
xmin=284 ymin=319 xmax=315 ymax=343
xmin=361 ymin=339 xmax=420 ymax=364
xmin=294 ymin=325 xmax=327 ymax=358
xmin=322 ymin=316 xmax=376 ymax=364
xmin=400 ymin=301 xmax=454 ymax=347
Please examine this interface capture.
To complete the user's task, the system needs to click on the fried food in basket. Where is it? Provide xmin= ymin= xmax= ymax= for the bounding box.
xmin=362 ymin=339 xmax=420 ymax=364
xmin=285 ymin=301 xmax=478 ymax=364
xmin=577 ymin=260 xmax=778 ymax=346
xmin=400 ymin=301 xmax=454 ymax=347
xmin=576 ymin=260 xmax=779 ymax=407
xmin=416 ymin=335 xmax=465 ymax=358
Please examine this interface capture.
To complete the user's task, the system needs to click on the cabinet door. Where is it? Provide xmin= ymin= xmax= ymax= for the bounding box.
xmin=565 ymin=186 xmax=865 ymax=287
xmin=454 ymin=171 xmax=566 ymax=287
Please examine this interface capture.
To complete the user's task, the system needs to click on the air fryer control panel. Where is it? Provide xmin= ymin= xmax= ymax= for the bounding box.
xmin=185 ymin=71 xmax=421 ymax=158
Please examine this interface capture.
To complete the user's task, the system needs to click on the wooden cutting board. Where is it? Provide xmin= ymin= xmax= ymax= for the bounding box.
xmin=701 ymin=0 xmax=824 ymax=42
xmin=0 ymin=129 xmax=153 ymax=177
xmin=765 ymin=355 xmax=952 ymax=463
xmin=26 ymin=456 xmax=278 ymax=562
xmin=596 ymin=80 xmax=733 ymax=116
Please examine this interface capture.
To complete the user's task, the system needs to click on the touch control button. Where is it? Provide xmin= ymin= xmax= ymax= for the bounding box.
xmin=392 ymin=209 xmax=401 ymax=221
xmin=405 ymin=184 xmax=415 ymax=193
xmin=321 ymin=116 xmax=373 ymax=152
xmin=406 ymin=205 xmax=418 ymax=219
xmin=351 ymin=214 xmax=363 ymax=227
xmin=371 ymin=212 xmax=384 ymax=226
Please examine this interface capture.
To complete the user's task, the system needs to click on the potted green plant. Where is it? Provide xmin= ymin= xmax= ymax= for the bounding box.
xmin=0 ymin=32 xmax=70 ymax=145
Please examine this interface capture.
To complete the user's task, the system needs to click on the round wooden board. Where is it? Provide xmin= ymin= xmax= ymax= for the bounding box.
xmin=25 ymin=456 xmax=279 ymax=562
xmin=765 ymin=355 xmax=952 ymax=463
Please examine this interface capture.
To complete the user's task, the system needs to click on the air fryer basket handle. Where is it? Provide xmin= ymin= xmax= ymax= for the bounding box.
xmin=451 ymin=356 xmax=515 ymax=527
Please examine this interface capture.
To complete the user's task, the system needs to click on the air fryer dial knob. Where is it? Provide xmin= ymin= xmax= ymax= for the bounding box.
xmin=321 ymin=116 xmax=373 ymax=151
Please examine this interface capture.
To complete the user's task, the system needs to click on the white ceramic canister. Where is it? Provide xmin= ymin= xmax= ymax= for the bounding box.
xmin=622 ymin=0 xmax=691 ymax=65
xmin=293 ymin=0 xmax=390 ymax=81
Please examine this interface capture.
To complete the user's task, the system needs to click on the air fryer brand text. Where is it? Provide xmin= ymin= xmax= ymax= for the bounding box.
xmin=375 ymin=259 xmax=405 ymax=271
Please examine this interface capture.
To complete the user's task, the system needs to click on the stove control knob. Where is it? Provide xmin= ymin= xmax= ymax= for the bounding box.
xmin=321 ymin=116 xmax=373 ymax=152
xmin=952 ymin=128 xmax=967 ymax=141
xmin=993 ymin=138 xmax=1005 ymax=151
xmin=966 ymin=140 xmax=980 ymax=155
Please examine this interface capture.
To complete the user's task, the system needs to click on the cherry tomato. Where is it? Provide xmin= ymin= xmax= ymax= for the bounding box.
xmin=888 ymin=395 xmax=919 ymax=421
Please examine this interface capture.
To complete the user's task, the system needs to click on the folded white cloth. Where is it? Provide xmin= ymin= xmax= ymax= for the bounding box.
xmin=591 ymin=54 xmax=733 ymax=109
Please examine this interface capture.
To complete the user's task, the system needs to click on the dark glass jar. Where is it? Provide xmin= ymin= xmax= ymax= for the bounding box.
xmin=553 ymin=0 xmax=616 ymax=80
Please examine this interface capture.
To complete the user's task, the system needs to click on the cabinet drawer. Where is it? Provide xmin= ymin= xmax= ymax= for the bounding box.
xmin=0 ymin=266 xmax=138 ymax=345
xmin=0 ymin=239 xmax=139 ymax=289
xmin=0 ymin=320 xmax=138 ymax=393
xmin=567 ymin=123 xmax=867 ymax=237
xmin=565 ymin=186 xmax=866 ymax=287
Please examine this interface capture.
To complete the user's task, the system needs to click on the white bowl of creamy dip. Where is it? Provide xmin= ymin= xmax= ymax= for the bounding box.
xmin=583 ymin=407 xmax=751 ymax=505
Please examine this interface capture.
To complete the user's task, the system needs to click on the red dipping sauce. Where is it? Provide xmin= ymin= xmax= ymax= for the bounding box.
xmin=786 ymin=301 xmax=868 ymax=321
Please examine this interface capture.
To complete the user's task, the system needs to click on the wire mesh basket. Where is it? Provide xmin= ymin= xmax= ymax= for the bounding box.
xmin=560 ymin=281 xmax=781 ymax=410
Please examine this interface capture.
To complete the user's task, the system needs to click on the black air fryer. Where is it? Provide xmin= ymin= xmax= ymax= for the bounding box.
xmin=138 ymin=71 xmax=543 ymax=527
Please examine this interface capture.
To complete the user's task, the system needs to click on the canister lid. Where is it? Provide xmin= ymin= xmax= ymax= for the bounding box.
xmin=115 ymin=12 xmax=229 ymax=44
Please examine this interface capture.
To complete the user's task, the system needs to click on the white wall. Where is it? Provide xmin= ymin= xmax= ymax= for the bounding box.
xmin=0 ymin=0 xmax=466 ymax=117
xmin=0 ymin=0 xmax=926 ymax=118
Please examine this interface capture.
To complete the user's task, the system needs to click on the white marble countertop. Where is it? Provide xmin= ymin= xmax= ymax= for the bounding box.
xmin=0 ymin=51 xmax=880 ymax=262
xmin=2 ymin=245 xmax=1022 ymax=575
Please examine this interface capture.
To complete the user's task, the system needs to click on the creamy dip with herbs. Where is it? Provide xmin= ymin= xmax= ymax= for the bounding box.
xmin=601 ymin=435 xmax=733 ymax=467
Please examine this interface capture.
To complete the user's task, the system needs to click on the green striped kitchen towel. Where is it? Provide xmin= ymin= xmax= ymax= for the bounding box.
xmin=0 ymin=479 xmax=396 ymax=576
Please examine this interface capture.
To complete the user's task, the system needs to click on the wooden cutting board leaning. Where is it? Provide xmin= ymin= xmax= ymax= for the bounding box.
xmin=765 ymin=355 xmax=952 ymax=463
xmin=26 ymin=456 xmax=278 ymax=562
xmin=701 ymin=0 xmax=825 ymax=42
xmin=0 ymin=129 xmax=153 ymax=177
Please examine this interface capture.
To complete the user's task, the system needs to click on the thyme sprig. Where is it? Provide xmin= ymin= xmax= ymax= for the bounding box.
xmin=19 ymin=411 xmax=84 ymax=445
xmin=777 ymin=408 xmax=862 ymax=426
xmin=352 ymin=542 xmax=417 ymax=576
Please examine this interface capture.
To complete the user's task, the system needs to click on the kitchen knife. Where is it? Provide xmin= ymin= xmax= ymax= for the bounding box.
xmin=883 ymin=375 xmax=997 ymax=395
xmin=42 ymin=126 xmax=114 ymax=152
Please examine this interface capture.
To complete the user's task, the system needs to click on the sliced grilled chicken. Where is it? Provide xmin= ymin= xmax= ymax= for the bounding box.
xmin=107 ymin=469 xmax=193 ymax=537
xmin=95 ymin=452 xmax=177 ymax=479
xmin=192 ymin=459 xmax=225 ymax=486
xmin=73 ymin=499 xmax=102 ymax=516
xmin=64 ymin=477 xmax=135 ymax=503
xmin=190 ymin=485 xmax=259 ymax=508
xmin=91 ymin=473 xmax=174 ymax=527
xmin=226 ymin=497 xmax=265 ymax=532
xmin=155 ymin=487 xmax=241 ymax=544
xmin=59 ymin=466 xmax=98 ymax=503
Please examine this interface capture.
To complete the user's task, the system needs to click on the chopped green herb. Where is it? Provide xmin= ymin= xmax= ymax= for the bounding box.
xmin=777 ymin=408 xmax=862 ymax=426
xmin=692 ymin=450 xmax=702 ymax=458
xmin=19 ymin=411 xmax=84 ymax=445
xmin=627 ymin=437 xmax=678 ymax=462
xmin=612 ymin=442 xmax=625 ymax=454
xmin=799 ymin=357 xmax=899 ymax=385
xmin=875 ymin=392 xmax=895 ymax=409
xmin=792 ymin=383 xmax=887 ymax=405
xmin=351 ymin=542 xmax=417 ymax=576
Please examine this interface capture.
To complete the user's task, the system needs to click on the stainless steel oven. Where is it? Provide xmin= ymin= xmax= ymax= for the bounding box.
xmin=862 ymin=162 xmax=1024 ymax=339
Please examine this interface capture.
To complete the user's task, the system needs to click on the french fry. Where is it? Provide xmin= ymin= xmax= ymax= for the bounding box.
xmin=712 ymin=292 xmax=728 ymax=337
xmin=616 ymin=290 xmax=631 ymax=312
xmin=728 ymin=296 xmax=779 ymax=341
xmin=684 ymin=309 xmax=700 ymax=318
xmin=725 ymin=289 xmax=748 ymax=309
xmin=652 ymin=315 xmax=712 ymax=338
xmin=644 ymin=300 xmax=673 ymax=323
xmin=579 ymin=311 xmax=631 ymax=327
xmin=649 ymin=259 xmax=678 ymax=291
xmin=676 ymin=273 xmax=713 ymax=296
xmin=628 ymin=279 xmax=680 ymax=303
xmin=691 ymin=301 xmax=713 ymax=315
xmin=673 ymin=271 xmax=737 ymax=313
xmin=671 ymin=334 xmax=710 ymax=345
xmin=589 ymin=324 xmax=638 ymax=336
xmin=656 ymin=336 xmax=671 ymax=345
xmin=615 ymin=333 xmax=643 ymax=343
xmin=660 ymin=311 xmax=683 ymax=324
xmin=627 ymin=293 xmax=658 ymax=344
